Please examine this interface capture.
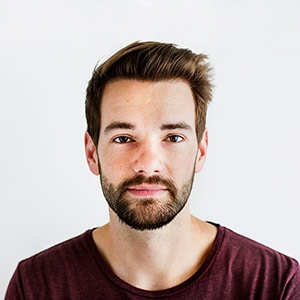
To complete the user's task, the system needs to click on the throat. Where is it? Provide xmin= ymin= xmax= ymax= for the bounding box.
xmin=92 ymin=217 xmax=218 ymax=291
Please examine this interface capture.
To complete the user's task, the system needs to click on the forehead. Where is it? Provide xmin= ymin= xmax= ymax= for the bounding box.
xmin=100 ymin=79 xmax=196 ymax=127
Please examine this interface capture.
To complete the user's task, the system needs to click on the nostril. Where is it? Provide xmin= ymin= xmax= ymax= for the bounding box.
xmin=134 ymin=169 xmax=161 ymax=176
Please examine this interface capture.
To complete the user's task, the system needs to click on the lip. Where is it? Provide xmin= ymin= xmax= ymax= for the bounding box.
xmin=127 ymin=185 xmax=168 ymax=197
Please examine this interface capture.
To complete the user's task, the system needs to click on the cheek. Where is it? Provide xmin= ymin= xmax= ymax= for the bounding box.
xmin=168 ymin=150 xmax=198 ymax=178
xmin=99 ymin=151 xmax=129 ymax=179
xmin=183 ymin=157 xmax=198 ymax=174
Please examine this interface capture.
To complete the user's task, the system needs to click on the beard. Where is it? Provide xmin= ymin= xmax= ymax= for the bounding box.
xmin=99 ymin=172 xmax=195 ymax=231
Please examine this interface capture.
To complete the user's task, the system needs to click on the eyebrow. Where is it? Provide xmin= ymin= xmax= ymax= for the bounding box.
xmin=104 ymin=121 xmax=193 ymax=134
xmin=104 ymin=122 xmax=135 ymax=134
xmin=160 ymin=122 xmax=193 ymax=131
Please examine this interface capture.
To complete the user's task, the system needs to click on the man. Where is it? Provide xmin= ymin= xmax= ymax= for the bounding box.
xmin=6 ymin=41 xmax=300 ymax=299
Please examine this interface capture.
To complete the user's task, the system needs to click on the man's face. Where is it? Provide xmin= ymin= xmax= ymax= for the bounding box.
xmin=86 ymin=79 xmax=207 ymax=230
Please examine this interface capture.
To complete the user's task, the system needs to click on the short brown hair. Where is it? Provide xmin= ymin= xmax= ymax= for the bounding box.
xmin=86 ymin=41 xmax=213 ymax=145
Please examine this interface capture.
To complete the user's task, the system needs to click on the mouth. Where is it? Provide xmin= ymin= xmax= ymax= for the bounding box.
xmin=127 ymin=185 xmax=168 ymax=197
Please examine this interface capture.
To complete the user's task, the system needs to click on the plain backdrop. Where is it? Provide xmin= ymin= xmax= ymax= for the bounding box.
xmin=1 ymin=0 xmax=300 ymax=297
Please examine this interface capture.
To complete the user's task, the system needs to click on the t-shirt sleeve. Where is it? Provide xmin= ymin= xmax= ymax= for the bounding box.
xmin=5 ymin=265 xmax=25 ymax=300
xmin=281 ymin=263 xmax=300 ymax=299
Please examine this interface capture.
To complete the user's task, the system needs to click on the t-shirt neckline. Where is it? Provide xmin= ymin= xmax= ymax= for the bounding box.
xmin=86 ymin=222 xmax=224 ymax=297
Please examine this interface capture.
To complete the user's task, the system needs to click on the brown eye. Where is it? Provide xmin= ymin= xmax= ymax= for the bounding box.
xmin=113 ymin=136 xmax=133 ymax=143
xmin=166 ymin=135 xmax=184 ymax=143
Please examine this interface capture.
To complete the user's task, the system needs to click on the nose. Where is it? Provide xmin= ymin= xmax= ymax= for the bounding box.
xmin=132 ymin=140 xmax=163 ymax=176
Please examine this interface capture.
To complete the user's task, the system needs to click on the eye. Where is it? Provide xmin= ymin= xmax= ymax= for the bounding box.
xmin=113 ymin=136 xmax=134 ymax=144
xmin=166 ymin=135 xmax=184 ymax=143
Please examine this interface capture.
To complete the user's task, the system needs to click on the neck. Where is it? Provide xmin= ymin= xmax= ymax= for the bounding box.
xmin=92 ymin=204 xmax=217 ymax=291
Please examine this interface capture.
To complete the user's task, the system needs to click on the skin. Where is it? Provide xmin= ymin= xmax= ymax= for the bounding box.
xmin=84 ymin=79 xmax=217 ymax=290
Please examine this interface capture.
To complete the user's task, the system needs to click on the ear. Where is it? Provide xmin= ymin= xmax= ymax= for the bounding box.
xmin=84 ymin=131 xmax=99 ymax=175
xmin=194 ymin=129 xmax=208 ymax=173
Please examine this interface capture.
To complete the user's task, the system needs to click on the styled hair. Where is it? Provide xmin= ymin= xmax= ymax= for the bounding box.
xmin=86 ymin=41 xmax=213 ymax=145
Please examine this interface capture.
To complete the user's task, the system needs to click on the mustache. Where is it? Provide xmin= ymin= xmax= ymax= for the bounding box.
xmin=119 ymin=175 xmax=177 ymax=197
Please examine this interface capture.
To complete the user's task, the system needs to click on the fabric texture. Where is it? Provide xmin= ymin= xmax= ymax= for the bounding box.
xmin=5 ymin=224 xmax=300 ymax=299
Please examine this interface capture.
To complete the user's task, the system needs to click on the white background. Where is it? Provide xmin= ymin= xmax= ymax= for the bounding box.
xmin=1 ymin=0 xmax=300 ymax=297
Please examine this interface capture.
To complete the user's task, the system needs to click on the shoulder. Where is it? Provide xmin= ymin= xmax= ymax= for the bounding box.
xmin=218 ymin=226 xmax=299 ymax=290
xmin=222 ymin=226 xmax=298 ymax=266
xmin=17 ymin=229 xmax=95 ymax=277
xmin=5 ymin=229 xmax=109 ymax=299
xmin=195 ymin=224 xmax=300 ymax=298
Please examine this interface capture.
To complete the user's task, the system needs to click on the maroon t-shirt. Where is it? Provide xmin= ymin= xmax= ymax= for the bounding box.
xmin=5 ymin=225 xmax=300 ymax=299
